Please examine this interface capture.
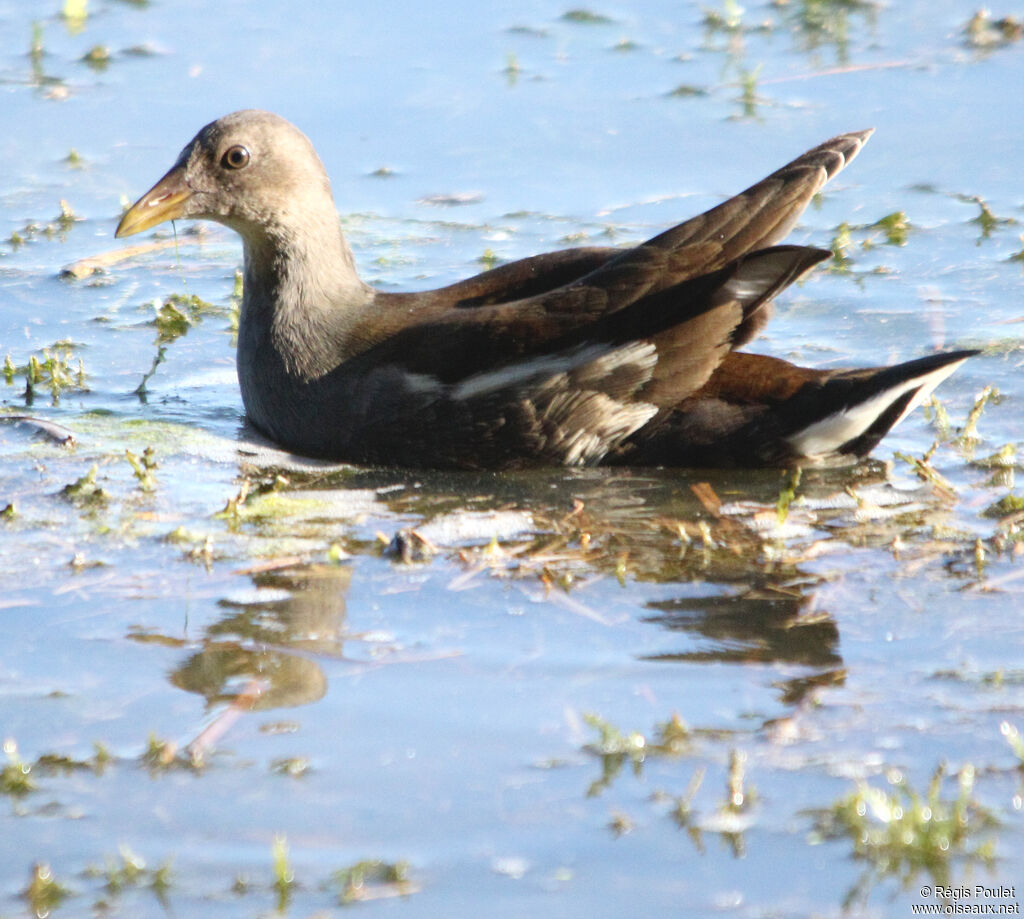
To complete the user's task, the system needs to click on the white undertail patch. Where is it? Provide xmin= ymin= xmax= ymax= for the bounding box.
xmin=787 ymin=356 xmax=970 ymax=460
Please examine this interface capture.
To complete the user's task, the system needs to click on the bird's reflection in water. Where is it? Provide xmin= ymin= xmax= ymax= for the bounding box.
xmin=570 ymin=471 xmax=848 ymax=704
xmin=641 ymin=580 xmax=845 ymax=705
xmin=162 ymin=460 xmax=910 ymax=716
xmin=170 ymin=564 xmax=351 ymax=710
xmin=644 ymin=582 xmax=839 ymax=666
xmin=367 ymin=462 xmax=854 ymax=708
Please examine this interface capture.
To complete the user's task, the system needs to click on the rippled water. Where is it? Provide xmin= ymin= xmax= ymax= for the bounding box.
xmin=1 ymin=1 xmax=1023 ymax=916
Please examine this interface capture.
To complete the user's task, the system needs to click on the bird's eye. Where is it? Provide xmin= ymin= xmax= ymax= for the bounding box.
xmin=221 ymin=145 xmax=250 ymax=170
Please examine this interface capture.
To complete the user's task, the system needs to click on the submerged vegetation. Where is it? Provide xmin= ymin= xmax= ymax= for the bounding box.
xmin=812 ymin=764 xmax=998 ymax=906
xmin=5 ymin=201 xmax=79 ymax=251
xmin=3 ymin=341 xmax=87 ymax=405
xmin=16 ymin=832 xmax=413 ymax=915
xmin=151 ymin=292 xmax=218 ymax=345
xmin=828 ymin=211 xmax=911 ymax=272
xmin=964 ymin=9 xmax=1024 ymax=48
xmin=84 ymin=847 xmax=173 ymax=903
xmin=24 ymin=862 xmax=71 ymax=918
xmin=60 ymin=464 xmax=110 ymax=507
xmin=1 ymin=739 xmax=35 ymax=797
xmin=561 ymin=8 xmax=614 ymax=25
xmin=333 ymin=859 xmax=416 ymax=904
xmin=576 ymin=707 xmax=1011 ymax=898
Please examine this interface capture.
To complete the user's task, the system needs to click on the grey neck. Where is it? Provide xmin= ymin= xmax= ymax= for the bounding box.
xmin=238 ymin=212 xmax=373 ymax=382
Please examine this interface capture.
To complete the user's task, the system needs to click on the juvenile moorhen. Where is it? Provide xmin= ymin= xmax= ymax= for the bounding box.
xmin=116 ymin=111 xmax=974 ymax=469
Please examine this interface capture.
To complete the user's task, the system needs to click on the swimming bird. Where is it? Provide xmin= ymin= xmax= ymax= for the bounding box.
xmin=116 ymin=110 xmax=974 ymax=469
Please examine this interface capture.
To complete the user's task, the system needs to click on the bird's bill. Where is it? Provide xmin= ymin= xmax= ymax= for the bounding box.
xmin=115 ymin=166 xmax=191 ymax=238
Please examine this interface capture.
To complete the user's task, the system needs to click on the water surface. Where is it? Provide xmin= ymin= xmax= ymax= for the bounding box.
xmin=1 ymin=1 xmax=1023 ymax=916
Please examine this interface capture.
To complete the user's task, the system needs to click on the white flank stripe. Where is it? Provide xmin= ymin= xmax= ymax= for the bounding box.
xmin=401 ymin=371 xmax=444 ymax=394
xmin=452 ymin=344 xmax=609 ymax=401
xmin=408 ymin=341 xmax=659 ymax=403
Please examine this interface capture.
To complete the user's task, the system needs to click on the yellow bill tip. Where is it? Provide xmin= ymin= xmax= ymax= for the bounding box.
xmin=115 ymin=168 xmax=192 ymax=238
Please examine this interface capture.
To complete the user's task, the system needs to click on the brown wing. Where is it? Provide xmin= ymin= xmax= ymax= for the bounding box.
xmin=338 ymin=131 xmax=869 ymax=422
xmin=370 ymin=129 xmax=871 ymax=329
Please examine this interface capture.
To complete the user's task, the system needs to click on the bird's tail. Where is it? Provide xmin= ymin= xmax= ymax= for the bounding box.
xmin=783 ymin=349 xmax=979 ymax=462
